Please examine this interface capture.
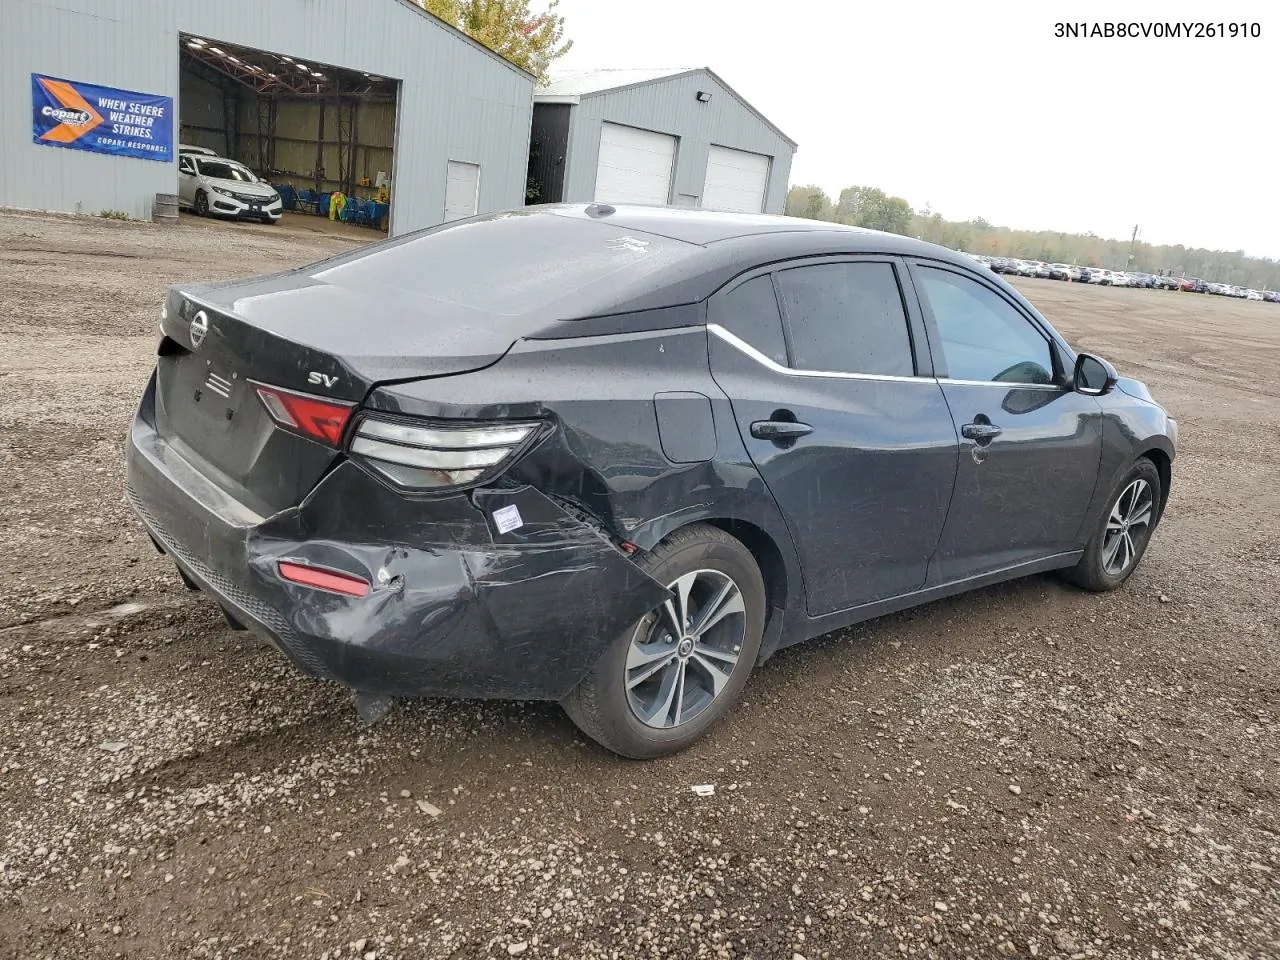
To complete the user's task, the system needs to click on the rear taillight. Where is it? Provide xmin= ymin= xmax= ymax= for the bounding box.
xmin=252 ymin=382 xmax=354 ymax=447
xmin=349 ymin=415 xmax=539 ymax=490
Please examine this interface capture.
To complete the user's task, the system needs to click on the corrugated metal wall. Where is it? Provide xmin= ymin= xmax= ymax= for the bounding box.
xmin=234 ymin=100 xmax=396 ymax=199
xmin=0 ymin=0 xmax=534 ymax=232
xmin=560 ymin=70 xmax=795 ymax=214
xmin=177 ymin=68 xmax=231 ymax=156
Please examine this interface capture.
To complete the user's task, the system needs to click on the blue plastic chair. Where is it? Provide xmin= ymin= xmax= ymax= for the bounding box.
xmin=294 ymin=189 xmax=318 ymax=215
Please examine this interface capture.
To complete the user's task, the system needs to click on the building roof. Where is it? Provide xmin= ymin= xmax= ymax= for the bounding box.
xmin=536 ymin=67 xmax=694 ymax=97
xmin=535 ymin=67 xmax=796 ymax=147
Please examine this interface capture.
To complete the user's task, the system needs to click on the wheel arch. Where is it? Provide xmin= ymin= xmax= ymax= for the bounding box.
xmin=1137 ymin=443 xmax=1173 ymax=515
xmin=701 ymin=517 xmax=790 ymax=617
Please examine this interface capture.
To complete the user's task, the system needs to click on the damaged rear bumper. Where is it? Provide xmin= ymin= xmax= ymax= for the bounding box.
xmin=123 ymin=390 xmax=669 ymax=700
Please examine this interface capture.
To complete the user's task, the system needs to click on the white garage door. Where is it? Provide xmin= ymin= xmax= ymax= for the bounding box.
xmin=702 ymin=145 xmax=771 ymax=214
xmin=594 ymin=123 xmax=676 ymax=206
xmin=444 ymin=160 xmax=480 ymax=221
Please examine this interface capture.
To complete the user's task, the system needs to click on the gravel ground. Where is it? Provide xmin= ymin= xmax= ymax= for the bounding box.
xmin=0 ymin=211 xmax=1277 ymax=960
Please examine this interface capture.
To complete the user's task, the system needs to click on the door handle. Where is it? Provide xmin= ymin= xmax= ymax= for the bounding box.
xmin=961 ymin=421 xmax=1003 ymax=444
xmin=750 ymin=420 xmax=813 ymax=442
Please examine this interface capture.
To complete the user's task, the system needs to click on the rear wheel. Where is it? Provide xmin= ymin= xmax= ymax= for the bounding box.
xmin=562 ymin=524 xmax=766 ymax=759
xmin=1062 ymin=458 xmax=1162 ymax=592
xmin=193 ymin=190 xmax=209 ymax=216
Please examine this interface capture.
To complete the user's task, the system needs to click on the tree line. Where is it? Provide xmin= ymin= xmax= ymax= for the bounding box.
xmin=786 ymin=184 xmax=1280 ymax=289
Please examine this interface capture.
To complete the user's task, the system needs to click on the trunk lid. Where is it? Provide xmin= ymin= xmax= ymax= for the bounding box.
xmin=154 ymin=280 xmax=512 ymax=515
xmin=150 ymin=209 xmax=707 ymax=515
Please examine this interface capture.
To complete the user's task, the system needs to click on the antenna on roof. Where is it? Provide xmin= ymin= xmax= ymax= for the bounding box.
xmin=584 ymin=203 xmax=615 ymax=218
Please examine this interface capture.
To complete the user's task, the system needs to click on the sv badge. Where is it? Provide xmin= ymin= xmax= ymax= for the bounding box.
xmin=307 ymin=372 xmax=339 ymax=389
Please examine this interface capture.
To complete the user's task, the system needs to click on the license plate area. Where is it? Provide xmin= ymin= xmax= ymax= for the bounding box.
xmin=188 ymin=360 xmax=248 ymax=429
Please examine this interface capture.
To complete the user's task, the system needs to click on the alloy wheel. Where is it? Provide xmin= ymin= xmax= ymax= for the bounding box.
xmin=625 ymin=569 xmax=746 ymax=729
xmin=1102 ymin=478 xmax=1155 ymax=576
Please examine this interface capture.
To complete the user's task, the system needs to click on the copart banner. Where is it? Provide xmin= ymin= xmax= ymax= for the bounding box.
xmin=32 ymin=73 xmax=173 ymax=163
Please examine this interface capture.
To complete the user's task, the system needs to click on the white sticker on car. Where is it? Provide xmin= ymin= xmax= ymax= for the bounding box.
xmin=493 ymin=504 xmax=523 ymax=534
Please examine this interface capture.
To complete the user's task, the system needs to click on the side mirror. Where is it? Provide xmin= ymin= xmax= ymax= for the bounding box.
xmin=1074 ymin=353 xmax=1118 ymax=395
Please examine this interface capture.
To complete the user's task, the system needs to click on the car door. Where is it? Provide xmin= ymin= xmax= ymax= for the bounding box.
xmin=177 ymin=155 xmax=198 ymax=205
xmin=707 ymin=257 xmax=958 ymax=617
xmin=906 ymin=260 xmax=1103 ymax=583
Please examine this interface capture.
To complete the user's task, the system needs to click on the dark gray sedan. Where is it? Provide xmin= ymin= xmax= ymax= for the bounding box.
xmin=124 ymin=205 xmax=1177 ymax=758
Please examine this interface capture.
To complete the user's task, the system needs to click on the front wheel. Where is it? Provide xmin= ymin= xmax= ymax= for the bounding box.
xmin=1062 ymin=458 xmax=1163 ymax=592
xmin=193 ymin=190 xmax=209 ymax=216
xmin=562 ymin=524 xmax=766 ymax=759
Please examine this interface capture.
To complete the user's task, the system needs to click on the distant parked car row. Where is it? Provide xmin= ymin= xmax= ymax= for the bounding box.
xmin=962 ymin=254 xmax=1280 ymax=302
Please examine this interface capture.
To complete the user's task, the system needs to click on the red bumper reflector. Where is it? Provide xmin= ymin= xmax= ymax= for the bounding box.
xmin=278 ymin=561 xmax=370 ymax=598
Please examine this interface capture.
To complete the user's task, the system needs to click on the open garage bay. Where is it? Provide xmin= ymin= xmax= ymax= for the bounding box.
xmin=0 ymin=212 xmax=1276 ymax=958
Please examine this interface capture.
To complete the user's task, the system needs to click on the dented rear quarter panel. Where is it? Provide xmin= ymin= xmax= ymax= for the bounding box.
xmin=367 ymin=318 xmax=809 ymax=651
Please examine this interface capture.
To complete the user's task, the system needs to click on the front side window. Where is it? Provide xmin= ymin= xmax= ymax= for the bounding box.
xmin=773 ymin=262 xmax=915 ymax=377
xmin=915 ymin=267 xmax=1055 ymax=385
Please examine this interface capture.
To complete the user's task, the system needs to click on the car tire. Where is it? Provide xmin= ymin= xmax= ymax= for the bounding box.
xmin=194 ymin=191 xmax=209 ymax=216
xmin=261 ymin=216 xmax=276 ymax=225
xmin=562 ymin=523 xmax=766 ymax=759
xmin=1062 ymin=458 xmax=1163 ymax=593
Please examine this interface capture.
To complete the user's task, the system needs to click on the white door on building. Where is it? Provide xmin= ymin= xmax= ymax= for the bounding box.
xmin=702 ymin=145 xmax=771 ymax=214
xmin=444 ymin=161 xmax=480 ymax=221
xmin=594 ymin=122 xmax=676 ymax=206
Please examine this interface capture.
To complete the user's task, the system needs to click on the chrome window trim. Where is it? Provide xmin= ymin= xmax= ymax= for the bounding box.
xmin=707 ymin=324 xmax=1065 ymax=391
xmin=936 ymin=378 xmax=1063 ymax=391
xmin=707 ymin=324 xmax=921 ymax=383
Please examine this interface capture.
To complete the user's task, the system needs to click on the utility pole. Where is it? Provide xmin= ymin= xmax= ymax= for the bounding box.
xmin=1128 ymin=224 xmax=1140 ymax=270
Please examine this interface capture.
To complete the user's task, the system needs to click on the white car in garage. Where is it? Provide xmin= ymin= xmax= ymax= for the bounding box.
xmin=177 ymin=154 xmax=283 ymax=224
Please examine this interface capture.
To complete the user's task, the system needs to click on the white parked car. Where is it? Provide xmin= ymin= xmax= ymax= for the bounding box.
xmin=177 ymin=155 xmax=283 ymax=224
xmin=1246 ymin=289 xmax=1264 ymax=301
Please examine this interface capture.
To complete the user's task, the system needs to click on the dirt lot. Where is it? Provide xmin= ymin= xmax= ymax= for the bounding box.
xmin=1 ymin=212 xmax=1277 ymax=960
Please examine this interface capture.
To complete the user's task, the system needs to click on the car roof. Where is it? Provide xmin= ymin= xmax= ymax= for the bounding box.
xmin=534 ymin=203 xmax=875 ymax=244
xmin=209 ymin=204 xmax=1051 ymax=345
xmin=521 ymin=203 xmax=989 ymax=278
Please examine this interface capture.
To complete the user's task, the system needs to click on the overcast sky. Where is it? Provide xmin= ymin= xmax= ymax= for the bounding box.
xmin=549 ymin=1 xmax=1276 ymax=257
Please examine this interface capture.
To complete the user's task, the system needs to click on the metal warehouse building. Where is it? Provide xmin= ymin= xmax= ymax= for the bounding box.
xmin=0 ymin=0 xmax=534 ymax=233
xmin=528 ymin=68 xmax=796 ymax=214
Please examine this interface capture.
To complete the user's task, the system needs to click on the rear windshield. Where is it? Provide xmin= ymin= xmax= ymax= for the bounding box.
xmin=311 ymin=212 xmax=700 ymax=318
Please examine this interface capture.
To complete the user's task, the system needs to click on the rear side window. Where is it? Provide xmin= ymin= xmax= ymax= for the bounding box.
xmin=711 ymin=275 xmax=788 ymax=365
xmin=774 ymin=262 xmax=915 ymax=376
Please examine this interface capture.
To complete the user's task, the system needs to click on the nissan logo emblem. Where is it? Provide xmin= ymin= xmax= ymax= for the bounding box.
xmin=190 ymin=310 xmax=209 ymax=349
